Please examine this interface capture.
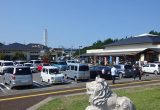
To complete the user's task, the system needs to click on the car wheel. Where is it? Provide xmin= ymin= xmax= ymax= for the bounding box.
xmin=74 ymin=76 xmax=77 ymax=82
xmin=64 ymin=74 xmax=68 ymax=79
xmin=119 ymin=73 xmax=123 ymax=79
xmin=28 ymin=85 xmax=33 ymax=88
xmin=154 ymin=70 xmax=158 ymax=75
xmin=97 ymin=74 xmax=100 ymax=78
xmin=9 ymin=82 xmax=13 ymax=89
xmin=3 ymin=77 xmax=6 ymax=85
xmin=41 ymin=77 xmax=43 ymax=82
xmin=48 ymin=79 xmax=50 ymax=83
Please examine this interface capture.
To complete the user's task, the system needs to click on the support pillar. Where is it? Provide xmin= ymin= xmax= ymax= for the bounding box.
xmin=94 ymin=56 xmax=96 ymax=65
xmin=140 ymin=54 xmax=144 ymax=61
xmin=158 ymin=54 xmax=160 ymax=62
xmin=104 ymin=57 xmax=107 ymax=66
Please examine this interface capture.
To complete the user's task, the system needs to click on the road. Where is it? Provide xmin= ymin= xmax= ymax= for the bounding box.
xmin=0 ymin=73 xmax=160 ymax=110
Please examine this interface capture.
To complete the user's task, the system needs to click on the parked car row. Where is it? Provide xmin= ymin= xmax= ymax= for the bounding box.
xmin=89 ymin=64 xmax=135 ymax=80
xmin=2 ymin=63 xmax=90 ymax=89
xmin=2 ymin=65 xmax=65 ymax=89
xmin=3 ymin=61 xmax=160 ymax=90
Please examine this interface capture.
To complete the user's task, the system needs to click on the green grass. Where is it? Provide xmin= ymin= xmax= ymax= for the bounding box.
xmin=38 ymin=85 xmax=160 ymax=110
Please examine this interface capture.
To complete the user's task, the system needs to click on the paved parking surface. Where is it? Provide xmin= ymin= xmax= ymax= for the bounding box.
xmin=0 ymin=73 xmax=79 ymax=96
xmin=0 ymin=73 xmax=160 ymax=96
xmin=0 ymin=72 xmax=160 ymax=110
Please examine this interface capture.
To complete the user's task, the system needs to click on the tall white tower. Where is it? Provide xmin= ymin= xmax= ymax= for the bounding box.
xmin=43 ymin=28 xmax=48 ymax=46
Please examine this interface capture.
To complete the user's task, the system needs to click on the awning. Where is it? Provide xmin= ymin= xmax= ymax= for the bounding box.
xmin=81 ymin=51 xmax=140 ymax=57
xmin=81 ymin=48 xmax=147 ymax=57
xmin=81 ymin=48 xmax=160 ymax=57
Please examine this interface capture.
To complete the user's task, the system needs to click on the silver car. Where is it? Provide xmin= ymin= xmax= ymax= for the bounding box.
xmin=114 ymin=64 xmax=134 ymax=78
xmin=3 ymin=66 xmax=33 ymax=89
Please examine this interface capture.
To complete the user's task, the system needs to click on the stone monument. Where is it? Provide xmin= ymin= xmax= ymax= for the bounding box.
xmin=85 ymin=77 xmax=136 ymax=110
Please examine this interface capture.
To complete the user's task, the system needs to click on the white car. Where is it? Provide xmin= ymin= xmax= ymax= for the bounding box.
xmin=41 ymin=66 xmax=64 ymax=84
xmin=141 ymin=63 xmax=160 ymax=75
xmin=0 ymin=61 xmax=14 ymax=75
xmin=24 ymin=63 xmax=37 ymax=73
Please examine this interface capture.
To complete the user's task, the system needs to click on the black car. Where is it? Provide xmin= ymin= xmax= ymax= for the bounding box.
xmin=90 ymin=66 xmax=111 ymax=79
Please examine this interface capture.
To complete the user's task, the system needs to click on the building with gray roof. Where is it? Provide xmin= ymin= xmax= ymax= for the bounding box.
xmin=83 ymin=34 xmax=160 ymax=65
xmin=0 ymin=43 xmax=48 ymax=60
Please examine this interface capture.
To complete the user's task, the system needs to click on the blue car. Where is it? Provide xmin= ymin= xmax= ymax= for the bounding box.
xmin=51 ymin=61 xmax=68 ymax=71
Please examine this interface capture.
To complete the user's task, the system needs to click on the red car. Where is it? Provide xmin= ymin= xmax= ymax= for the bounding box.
xmin=37 ymin=63 xmax=50 ymax=71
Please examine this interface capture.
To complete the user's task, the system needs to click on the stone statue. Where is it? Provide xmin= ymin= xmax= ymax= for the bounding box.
xmin=85 ymin=77 xmax=136 ymax=110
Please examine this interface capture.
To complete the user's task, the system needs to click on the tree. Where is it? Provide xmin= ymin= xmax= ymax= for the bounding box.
xmin=73 ymin=38 xmax=116 ymax=56
xmin=0 ymin=42 xmax=4 ymax=46
xmin=0 ymin=53 xmax=5 ymax=60
xmin=149 ymin=30 xmax=160 ymax=36
xmin=41 ymin=51 xmax=52 ymax=63
xmin=12 ymin=52 xmax=26 ymax=60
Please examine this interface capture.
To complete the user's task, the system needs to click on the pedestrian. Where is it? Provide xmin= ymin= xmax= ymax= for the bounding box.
xmin=132 ymin=64 xmax=137 ymax=80
xmin=111 ymin=66 xmax=117 ymax=84
xmin=138 ymin=66 xmax=142 ymax=80
xmin=133 ymin=64 xmax=141 ymax=80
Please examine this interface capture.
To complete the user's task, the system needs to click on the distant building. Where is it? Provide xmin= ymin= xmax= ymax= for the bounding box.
xmin=0 ymin=43 xmax=48 ymax=60
xmin=50 ymin=48 xmax=78 ymax=61
xmin=64 ymin=48 xmax=77 ymax=57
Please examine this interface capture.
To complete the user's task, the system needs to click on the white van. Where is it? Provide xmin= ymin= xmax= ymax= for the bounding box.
xmin=3 ymin=66 xmax=33 ymax=89
xmin=41 ymin=66 xmax=64 ymax=84
xmin=64 ymin=63 xmax=90 ymax=81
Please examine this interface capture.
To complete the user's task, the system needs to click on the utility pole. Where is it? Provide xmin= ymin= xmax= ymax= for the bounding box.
xmin=79 ymin=46 xmax=82 ymax=58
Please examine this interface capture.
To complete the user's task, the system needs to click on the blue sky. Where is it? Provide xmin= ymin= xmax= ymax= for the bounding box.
xmin=0 ymin=0 xmax=160 ymax=48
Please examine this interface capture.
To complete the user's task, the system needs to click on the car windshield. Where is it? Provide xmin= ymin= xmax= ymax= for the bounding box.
xmin=58 ymin=62 xmax=67 ymax=65
xmin=15 ymin=68 xmax=32 ymax=75
xmin=43 ymin=64 xmax=50 ymax=66
xmin=5 ymin=68 xmax=14 ymax=73
xmin=3 ymin=62 xmax=14 ymax=66
xmin=98 ymin=66 xmax=110 ymax=70
xmin=114 ymin=65 xmax=121 ymax=69
xmin=17 ymin=61 xmax=27 ymax=64
xmin=49 ymin=69 xmax=59 ymax=74
xmin=124 ymin=65 xmax=132 ymax=69
xmin=24 ymin=64 xmax=32 ymax=67
xmin=35 ymin=61 xmax=41 ymax=64
xmin=79 ymin=65 xmax=89 ymax=71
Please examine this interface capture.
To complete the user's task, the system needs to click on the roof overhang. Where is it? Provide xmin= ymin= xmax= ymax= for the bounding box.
xmin=82 ymin=48 xmax=146 ymax=56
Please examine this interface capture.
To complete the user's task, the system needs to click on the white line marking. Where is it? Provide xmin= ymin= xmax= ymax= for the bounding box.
xmin=0 ymin=83 xmax=10 ymax=90
xmin=33 ymin=81 xmax=46 ymax=87
xmin=0 ymin=85 xmax=6 ymax=93
xmin=33 ymin=83 xmax=42 ymax=87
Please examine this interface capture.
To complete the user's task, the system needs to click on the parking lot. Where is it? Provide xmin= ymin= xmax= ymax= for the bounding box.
xmin=0 ymin=72 xmax=160 ymax=96
xmin=0 ymin=72 xmax=75 ymax=96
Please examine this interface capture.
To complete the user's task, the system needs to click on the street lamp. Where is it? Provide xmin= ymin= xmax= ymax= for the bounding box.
xmin=70 ymin=46 xmax=73 ymax=58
